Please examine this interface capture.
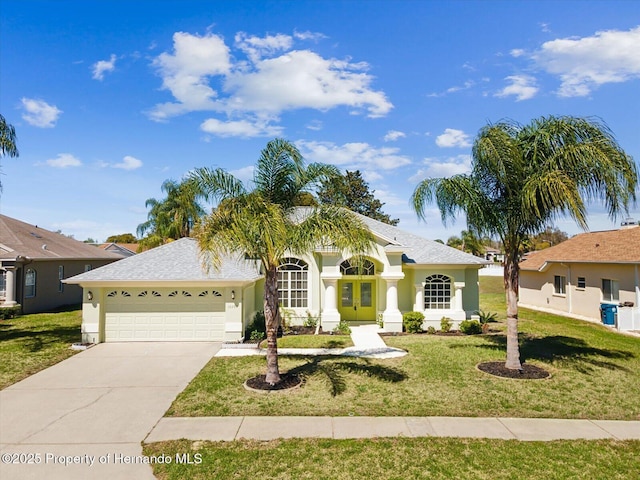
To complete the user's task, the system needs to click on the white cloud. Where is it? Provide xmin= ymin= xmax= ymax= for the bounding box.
xmin=149 ymin=32 xmax=231 ymax=121
xmin=200 ymin=117 xmax=283 ymax=138
xmin=234 ymin=32 xmax=292 ymax=62
xmin=409 ymin=155 xmax=472 ymax=182
xmin=20 ymin=98 xmax=62 ymax=128
xmin=293 ymin=30 xmax=327 ymax=42
xmin=361 ymin=170 xmax=383 ymax=182
xmin=113 ymin=155 xmax=143 ymax=170
xmin=149 ymin=29 xmax=392 ymax=129
xmin=230 ymin=165 xmax=255 ymax=182
xmin=495 ymin=75 xmax=539 ymax=101
xmin=297 ymin=140 xmax=411 ymax=171
xmin=532 ymin=26 xmax=640 ymax=97
xmin=510 ymin=48 xmax=525 ymax=58
xmin=383 ymin=130 xmax=406 ymax=142
xmin=435 ymin=128 xmax=471 ymax=148
xmin=92 ymin=54 xmax=117 ymax=80
xmin=305 ymin=120 xmax=323 ymax=131
xmin=45 ymin=153 xmax=82 ymax=168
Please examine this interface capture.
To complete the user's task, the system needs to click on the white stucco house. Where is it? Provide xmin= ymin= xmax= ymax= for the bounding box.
xmin=65 ymin=210 xmax=488 ymax=343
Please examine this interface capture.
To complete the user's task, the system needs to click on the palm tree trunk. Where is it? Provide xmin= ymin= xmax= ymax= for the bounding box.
xmin=504 ymin=250 xmax=522 ymax=370
xmin=263 ymin=266 xmax=281 ymax=384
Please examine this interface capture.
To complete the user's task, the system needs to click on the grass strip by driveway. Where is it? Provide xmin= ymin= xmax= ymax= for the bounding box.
xmin=167 ymin=277 xmax=640 ymax=420
xmin=0 ymin=308 xmax=82 ymax=389
xmin=143 ymin=438 xmax=640 ymax=480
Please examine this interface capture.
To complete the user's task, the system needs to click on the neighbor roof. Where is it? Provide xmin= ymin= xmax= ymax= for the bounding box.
xmin=520 ymin=226 xmax=640 ymax=271
xmin=0 ymin=214 xmax=122 ymax=261
xmin=65 ymin=238 xmax=262 ymax=284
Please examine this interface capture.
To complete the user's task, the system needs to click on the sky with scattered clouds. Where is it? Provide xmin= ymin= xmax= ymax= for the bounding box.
xmin=1 ymin=0 xmax=639 ymax=242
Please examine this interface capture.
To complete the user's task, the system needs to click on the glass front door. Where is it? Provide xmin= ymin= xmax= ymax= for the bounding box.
xmin=339 ymin=280 xmax=376 ymax=321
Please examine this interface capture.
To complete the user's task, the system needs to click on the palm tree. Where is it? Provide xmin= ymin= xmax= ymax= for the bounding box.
xmin=412 ymin=116 xmax=637 ymax=370
xmin=191 ymin=138 xmax=376 ymax=384
xmin=0 ymin=114 xmax=19 ymax=193
xmin=137 ymin=178 xmax=205 ymax=250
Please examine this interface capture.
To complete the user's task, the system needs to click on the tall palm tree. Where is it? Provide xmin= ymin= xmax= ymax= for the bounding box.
xmin=412 ymin=116 xmax=637 ymax=370
xmin=191 ymin=138 xmax=376 ymax=384
xmin=137 ymin=178 xmax=205 ymax=250
xmin=0 ymin=114 xmax=19 ymax=193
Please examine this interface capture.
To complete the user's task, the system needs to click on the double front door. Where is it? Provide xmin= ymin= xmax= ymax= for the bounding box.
xmin=339 ymin=280 xmax=376 ymax=321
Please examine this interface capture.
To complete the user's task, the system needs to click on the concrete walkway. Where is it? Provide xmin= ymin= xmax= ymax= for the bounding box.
xmin=216 ymin=324 xmax=407 ymax=359
xmin=146 ymin=415 xmax=640 ymax=443
xmin=0 ymin=342 xmax=220 ymax=480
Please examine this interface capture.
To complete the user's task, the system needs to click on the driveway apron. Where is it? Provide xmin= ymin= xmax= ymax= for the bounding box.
xmin=0 ymin=342 xmax=219 ymax=480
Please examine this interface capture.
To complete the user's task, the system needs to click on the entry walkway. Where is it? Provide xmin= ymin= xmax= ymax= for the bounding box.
xmin=216 ymin=324 xmax=407 ymax=359
xmin=146 ymin=415 xmax=640 ymax=442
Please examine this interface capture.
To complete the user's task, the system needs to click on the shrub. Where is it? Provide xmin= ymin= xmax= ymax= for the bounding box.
xmin=333 ymin=319 xmax=351 ymax=335
xmin=0 ymin=305 xmax=21 ymax=320
xmin=475 ymin=310 xmax=498 ymax=324
xmin=426 ymin=326 xmax=436 ymax=335
xmin=459 ymin=319 xmax=482 ymax=335
xmin=440 ymin=316 xmax=453 ymax=333
xmin=403 ymin=312 xmax=425 ymax=333
xmin=244 ymin=310 xmax=265 ymax=339
xmin=249 ymin=330 xmax=265 ymax=342
xmin=303 ymin=311 xmax=318 ymax=328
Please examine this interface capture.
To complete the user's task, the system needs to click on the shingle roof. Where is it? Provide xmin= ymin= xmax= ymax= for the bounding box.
xmin=0 ymin=214 xmax=122 ymax=261
xmin=65 ymin=238 xmax=262 ymax=283
xmin=520 ymin=226 xmax=640 ymax=271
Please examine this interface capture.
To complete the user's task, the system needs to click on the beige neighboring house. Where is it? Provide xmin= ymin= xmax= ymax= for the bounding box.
xmin=0 ymin=215 xmax=122 ymax=314
xmin=65 ymin=208 xmax=489 ymax=344
xmin=519 ymin=223 xmax=640 ymax=331
xmin=98 ymin=243 xmax=139 ymax=257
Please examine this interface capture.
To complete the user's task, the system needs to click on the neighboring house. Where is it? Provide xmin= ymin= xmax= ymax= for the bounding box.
xmin=519 ymin=224 xmax=640 ymax=331
xmin=98 ymin=243 xmax=139 ymax=257
xmin=66 ymin=209 xmax=488 ymax=343
xmin=484 ymin=247 xmax=504 ymax=263
xmin=0 ymin=215 xmax=123 ymax=314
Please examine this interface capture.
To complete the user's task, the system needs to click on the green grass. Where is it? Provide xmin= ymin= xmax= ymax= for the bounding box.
xmin=143 ymin=438 xmax=640 ymax=480
xmin=0 ymin=308 xmax=82 ymax=389
xmin=167 ymin=277 xmax=640 ymax=419
xmin=276 ymin=334 xmax=353 ymax=348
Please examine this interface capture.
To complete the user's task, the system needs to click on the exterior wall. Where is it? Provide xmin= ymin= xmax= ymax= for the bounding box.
xmin=19 ymin=259 xmax=115 ymax=314
xmin=519 ymin=262 xmax=639 ymax=321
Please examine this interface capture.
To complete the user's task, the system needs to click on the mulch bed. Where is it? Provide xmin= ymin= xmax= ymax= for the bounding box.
xmin=244 ymin=373 xmax=303 ymax=392
xmin=477 ymin=361 xmax=551 ymax=379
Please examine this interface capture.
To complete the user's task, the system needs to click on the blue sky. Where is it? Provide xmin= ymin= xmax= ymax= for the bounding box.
xmin=1 ymin=0 xmax=639 ymax=242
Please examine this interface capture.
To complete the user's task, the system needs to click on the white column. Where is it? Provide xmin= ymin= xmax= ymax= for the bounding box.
xmin=414 ymin=283 xmax=424 ymax=311
xmin=454 ymin=282 xmax=465 ymax=312
xmin=3 ymin=267 xmax=17 ymax=306
xmin=381 ymin=274 xmax=404 ymax=333
xmin=320 ymin=274 xmax=341 ymax=330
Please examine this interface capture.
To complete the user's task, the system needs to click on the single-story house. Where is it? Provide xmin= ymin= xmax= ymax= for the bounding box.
xmin=0 ymin=214 xmax=122 ymax=313
xmin=519 ymin=223 xmax=640 ymax=331
xmin=65 ymin=209 xmax=489 ymax=343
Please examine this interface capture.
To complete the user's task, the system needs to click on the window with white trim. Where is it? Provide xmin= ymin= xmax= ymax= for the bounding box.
xmin=602 ymin=279 xmax=619 ymax=302
xmin=0 ymin=270 xmax=6 ymax=298
xmin=277 ymin=258 xmax=308 ymax=308
xmin=25 ymin=268 xmax=36 ymax=298
xmin=340 ymin=258 xmax=375 ymax=275
xmin=554 ymin=275 xmax=566 ymax=295
xmin=424 ymin=274 xmax=451 ymax=309
xmin=577 ymin=277 xmax=586 ymax=289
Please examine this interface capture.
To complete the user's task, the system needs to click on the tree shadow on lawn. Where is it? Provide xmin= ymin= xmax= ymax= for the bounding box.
xmin=283 ymin=355 xmax=407 ymax=397
xmin=455 ymin=334 xmax=636 ymax=374
xmin=0 ymin=325 xmax=81 ymax=352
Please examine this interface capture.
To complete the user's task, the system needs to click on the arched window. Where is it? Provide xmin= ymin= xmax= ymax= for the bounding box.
xmin=424 ymin=274 xmax=451 ymax=309
xmin=25 ymin=268 xmax=37 ymax=298
xmin=340 ymin=258 xmax=375 ymax=276
xmin=277 ymin=258 xmax=308 ymax=308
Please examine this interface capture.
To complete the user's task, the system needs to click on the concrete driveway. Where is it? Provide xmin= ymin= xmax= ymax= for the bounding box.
xmin=0 ymin=342 xmax=220 ymax=480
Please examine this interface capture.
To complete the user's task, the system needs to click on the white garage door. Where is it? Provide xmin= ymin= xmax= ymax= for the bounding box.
xmin=104 ymin=288 xmax=226 ymax=341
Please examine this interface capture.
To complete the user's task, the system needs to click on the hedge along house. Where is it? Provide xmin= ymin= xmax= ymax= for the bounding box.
xmin=0 ymin=215 xmax=122 ymax=314
xmin=65 ymin=209 xmax=488 ymax=343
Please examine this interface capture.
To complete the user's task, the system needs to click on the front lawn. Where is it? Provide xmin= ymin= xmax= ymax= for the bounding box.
xmin=0 ymin=308 xmax=82 ymax=389
xmin=143 ymin=438 xmax=640 ymax=480
xmin=167 ymin=277 xmax=640 ymax=419
xmin=275 ymin=334 xmax=353 ymax=348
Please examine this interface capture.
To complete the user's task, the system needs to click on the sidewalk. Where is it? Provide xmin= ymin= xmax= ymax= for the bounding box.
xmin=146 ymin=416 xmax=640 ymax=443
